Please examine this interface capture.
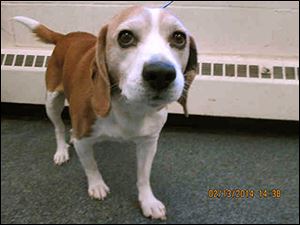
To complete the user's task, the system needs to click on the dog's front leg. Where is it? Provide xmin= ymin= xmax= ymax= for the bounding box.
xmin=74 ymin=138 xmax=110 ymax=200
xmin=135 ymin=136 xmax=166 ymax=220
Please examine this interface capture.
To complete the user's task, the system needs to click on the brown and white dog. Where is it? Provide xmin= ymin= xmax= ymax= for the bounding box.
xmin=14 ymin=6 xmax=197 ymax=220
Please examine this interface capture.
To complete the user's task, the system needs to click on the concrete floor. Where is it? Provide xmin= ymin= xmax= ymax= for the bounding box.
xmin=1 ymin=117 xmax=299 ymax=224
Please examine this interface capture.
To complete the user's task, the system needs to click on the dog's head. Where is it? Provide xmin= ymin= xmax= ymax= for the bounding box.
xmin=92 ymin=6 xmax=198 ymax=117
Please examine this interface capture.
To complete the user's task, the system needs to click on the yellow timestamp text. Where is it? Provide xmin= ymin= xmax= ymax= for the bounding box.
xmin=208 ymin=189 xmax=281 ymax=199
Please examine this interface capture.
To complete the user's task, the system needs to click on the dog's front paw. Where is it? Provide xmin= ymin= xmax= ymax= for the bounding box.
xmin=88 ymin=182 xmax=110 ymax=200
xmin=53 ymin=145 xmax=70 ymax=165
xmin=140 ymin=196 xmax=167 ymax=220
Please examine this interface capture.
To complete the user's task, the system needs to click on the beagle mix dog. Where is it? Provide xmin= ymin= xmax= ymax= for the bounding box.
xmin=14 ymin=5 xmax=197 ymax=220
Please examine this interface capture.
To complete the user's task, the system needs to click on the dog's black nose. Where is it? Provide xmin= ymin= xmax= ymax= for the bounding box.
xmin=142 ymin=61 xmax=176 ymax=91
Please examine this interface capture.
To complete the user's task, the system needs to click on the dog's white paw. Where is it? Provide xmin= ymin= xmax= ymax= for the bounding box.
xmin=88 ymin=182 xmax=110 ymax=200
xmin=53 ymin=145 xmax=70 ymax=165
xmin=140 ymin=196 xmax=167 ymax=220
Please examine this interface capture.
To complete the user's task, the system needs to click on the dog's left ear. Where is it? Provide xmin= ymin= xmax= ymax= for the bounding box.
xmin=91 ymin=25 xmax=111 ymax=117
xmin=177 ymin=36 xmax=198 ymax=117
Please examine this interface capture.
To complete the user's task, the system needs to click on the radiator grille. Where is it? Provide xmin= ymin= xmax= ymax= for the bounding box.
xmin=1 ymin=49 xmax=299 ymax=81
xmin=200 ymin=62 xmax=298 ymax=80
xmin=1 ymin=53 xmax=50 ymax=68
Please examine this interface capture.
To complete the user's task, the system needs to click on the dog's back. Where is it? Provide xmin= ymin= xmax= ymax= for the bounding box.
xmin=13 ymin=16 xmax=97 ymax=96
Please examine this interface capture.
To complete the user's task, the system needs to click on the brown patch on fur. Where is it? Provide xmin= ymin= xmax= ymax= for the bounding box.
xmin=48 ymin=32 xmax=100 ymax=138
xmin=36 ymin=24 xmax=107 ymax=138
xmin=45 ymin=32 xmax=96 ymax=93
xmin=108 ymin=6 xmax=145 ymax=33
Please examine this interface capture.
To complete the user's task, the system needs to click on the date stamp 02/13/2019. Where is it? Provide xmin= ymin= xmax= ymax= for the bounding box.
xmin=208 ymin=189 xmax=282 ymax=199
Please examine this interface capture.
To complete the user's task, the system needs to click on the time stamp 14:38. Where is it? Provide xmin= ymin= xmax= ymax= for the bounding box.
xmin=208 ymin=189 xmax=281 ymax=199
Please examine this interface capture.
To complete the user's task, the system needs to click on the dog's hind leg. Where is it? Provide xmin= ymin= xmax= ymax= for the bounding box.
xmin=46 ymin=91 xmax=70 ymax=165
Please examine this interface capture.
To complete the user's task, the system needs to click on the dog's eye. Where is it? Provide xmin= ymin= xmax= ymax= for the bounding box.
xmin=170 ymin=31 xmax=186 ymax=49
xmin=118 ymin=30 xmax=136 ymax=48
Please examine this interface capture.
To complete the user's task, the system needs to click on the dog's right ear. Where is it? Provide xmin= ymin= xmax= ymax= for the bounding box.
xmin=91 ymin=25 xmax=111 ymax=117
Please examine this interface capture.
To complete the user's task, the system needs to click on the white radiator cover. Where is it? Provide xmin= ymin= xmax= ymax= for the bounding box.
xmin=1 ymin=48 xmax=299 ymax=121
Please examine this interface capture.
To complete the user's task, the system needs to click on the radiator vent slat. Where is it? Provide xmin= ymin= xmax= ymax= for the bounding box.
xmin=213 ymin=63 xmax=223 ymax=76
xmin=24 ymin=55 xmax=35 ymax=67
xmin=249 ymin=65 xmax=259 ymax=78
xmin=15 ymin=55 xmax=25 ymax=66
xmin=225 ymin=64 xmax=235 ymax=77
xmin=285 ymin=67 xmax=295 ymax=80
xmin=35 ymin=56 xmax=45 ymax=67
xmin=273 ymin=66 xmax=283 ymax=79
xmin=202 ymin=63 xmax=211 ymax=76
xmin=4 ymin=54 xmax=15 ymax=66
xmin=1 ymin=50 xmax=299 ymax=82
xmin=237 ymin=65 xmax=247 ymax=77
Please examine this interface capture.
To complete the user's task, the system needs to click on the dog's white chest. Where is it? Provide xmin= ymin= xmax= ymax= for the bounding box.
xmin=91 ymin=100 xmax=168 ymax=141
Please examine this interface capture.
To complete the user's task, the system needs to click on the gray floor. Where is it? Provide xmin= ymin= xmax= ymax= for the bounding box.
xmin=1 ymin=117 xmax=299 ymax=224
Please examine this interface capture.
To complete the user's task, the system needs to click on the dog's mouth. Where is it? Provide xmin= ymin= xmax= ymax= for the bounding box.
xmin=151 ymin=95 xmax=164 ymax=101
xmin=148 ymin=95 xmax=164 ymax=107
xmin=146 ymin=93 xmax=173 ymax=107
xmin=117 ymin=83 xmax=178 ymax=108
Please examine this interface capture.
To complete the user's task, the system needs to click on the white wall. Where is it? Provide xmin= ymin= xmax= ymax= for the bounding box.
xmin=1 ymin=1 xmax=299 ymax=58
xmin=1 ymin=1 xmax=299 ymax=120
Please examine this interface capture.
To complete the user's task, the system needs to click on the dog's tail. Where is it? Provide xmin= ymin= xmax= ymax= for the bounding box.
xmin=13 ymin=16 xmax=64 ymax=44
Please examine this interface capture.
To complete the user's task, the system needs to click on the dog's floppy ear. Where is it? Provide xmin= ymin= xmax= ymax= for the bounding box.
xmin=91 ymin=25 xmax=111 ymax=117
xmin=177 ymin=36 xmax=198 ymax=117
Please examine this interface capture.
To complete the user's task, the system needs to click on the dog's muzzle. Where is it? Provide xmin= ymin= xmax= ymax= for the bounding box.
xmin=142 ymin=60 xmax=176 ymax=91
